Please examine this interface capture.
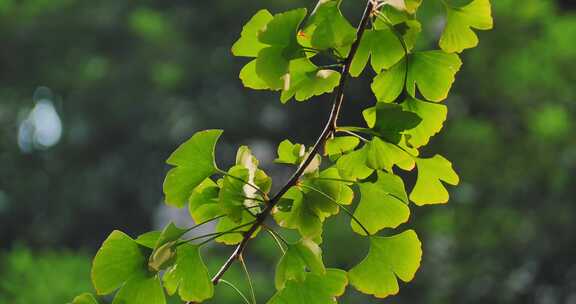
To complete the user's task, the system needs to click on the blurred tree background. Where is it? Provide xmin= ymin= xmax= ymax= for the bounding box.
xmin=0 ymin=0 xmax=575 ymax=303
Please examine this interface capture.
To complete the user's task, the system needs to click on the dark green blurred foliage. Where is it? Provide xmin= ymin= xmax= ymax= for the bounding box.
xmin=0 ymin=0 xmax=575 ymax=303
xmin=0 ymin=246 xmax=92 ymax=304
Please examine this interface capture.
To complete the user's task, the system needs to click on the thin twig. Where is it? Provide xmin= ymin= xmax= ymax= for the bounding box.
xmin=207 ymin=0 xmax=376 ymax=287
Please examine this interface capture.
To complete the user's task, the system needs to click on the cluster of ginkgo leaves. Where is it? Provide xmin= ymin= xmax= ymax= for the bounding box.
xmin=71 ymin=0 xmax=492 ymax=303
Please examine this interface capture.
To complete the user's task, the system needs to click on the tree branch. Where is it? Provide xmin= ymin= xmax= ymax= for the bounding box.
xmin=208 ymin=0 xmax=375 ymax=287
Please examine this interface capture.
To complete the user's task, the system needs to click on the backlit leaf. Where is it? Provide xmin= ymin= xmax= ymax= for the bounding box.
xmin=401 ymin=97 xmax=448 ymax=148
xmin=112 ymin=273 xmax=165 ymax=304
xmin=232 ymin=10 xmax=274 ymax=57
xmin=163 ymin=130 xmax=223 ymax=208
xmin=349 ymin=230 xmax=422 ymax=298
xmin=275 ymin=239 xmax=326 ymax=289
xmin=350 ymin=29 xmax=406 ymax=76
xmin=267 ymin=268 xmax=348 ymax=304
xmin=439 ymin=0 xmax=493 ymax=53
xmin=163 ymin=244 xmax=214 ymax=302
xmin=303 ymin=0 xmax=356 ymax=51
xmin=406 ymin=51 xmax=462 ymax=102
xmin=324 ymin=136 xmax=360 ymax=158
xmin=91 ymin=230 xmax=146 ymax=295
xmin=410 ymin=155 xmax=460 ymax=205
xmin=352 ymin=172 xmax=410 ymax=235
xmin=72 ymin=293 xmax=99 ymax=304
xmin=281 ymin=58 xmax=341 ymax=103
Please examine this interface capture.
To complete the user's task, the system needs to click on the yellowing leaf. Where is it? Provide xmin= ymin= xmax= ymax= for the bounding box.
xmin=410 ymin=155 xmax=460 ymax=205
xmin=349 ymin=230 xmax=422 ymax=298
xmin=440 ymin=0 xmax=493 ymax=53
xmin=163 ymin=130 xmax=223 ymax=208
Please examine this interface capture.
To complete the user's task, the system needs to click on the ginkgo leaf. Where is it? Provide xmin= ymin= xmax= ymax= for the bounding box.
xmin=336 ymin=146 xmax=374 ymax=181
xmin=112 ymin=273 xmax=165 ymax=304
xmin=147 ymin=222 xmax=188 ymax=272
xmin=240 ymin=59 xmax=270 ymax=89
xmin=91 ymin=230 xmax=146 ymax=295
xmin=275 ymin=139 xmax=305 ymax=164
xmin=163 ymin=243 xmax=214 ymax=302
xmin=215 ymin=210 xmax=259 ymax=245
xmin=256 ymin=46 xmax=291 ymax=90
xmin=401 ymin=97 xmax=448 ymax=148
xmin=232 ymin=10 xmax=274 ymax=57
xmin=349 ymin=29 xmax=406 ymax=77
xmin=380 ymin=0 xmax=422 ymax=14
xmin=135 ymin=231 xmax=161 ymax=249
xmin=267 ymin=268 xmax=348 ymax=304
xmin=219 ymin=165 xmax=251 ymax=222
xmin=371 ymin=51 xmax=462 ymax=103
xmin=365 ymin=137 xmax=414 ymax=172
xmin=349 ymin=230 xmax=422 ymax=298
xmin=274 ymin=187 xmax=323 ymax=241
xmin=352 ymin=172 xmax=410 ymax=235
xmin=163 ymin=130 xmax=223 ymax=208
xmin=406 ymin=51 xmax=462 ymax=102
xmin=371 ymin=58 xmax=406 ymax=103
xmin=324 ymin=136 xmax=360 ymax=158
xmin=439 ymin=0 xmax=493 ymax=53
xmin=188 ymin=178 xmax=223 ymax=224
xmin=410 ymin=155 xmax=460 ymax=205
xmin=300 ymin=168 xmax=354 ymax=216
xmin=72 ymin=293 xmax=99 ymax=304
xmin=275 ymin=239 xmax=326 ymax=289
xmin=302 ymin=0 xmax=356 ymax=51
xmin=363 ymin=103 xmax=421 ymax=143
xmin=281 ymin=58 xmax=341 ymax=103
xmin=259 ymin=8 xmax=307 ymax=48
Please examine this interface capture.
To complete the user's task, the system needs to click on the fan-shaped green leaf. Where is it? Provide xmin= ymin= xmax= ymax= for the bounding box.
xmin=324 ymin=136 xmax=360 ymax=158
xmin=401 ymin=97 xmax=447 ymax=148
xmin=335 ymin=146 xmax=374 ymax=181
xmin=267 ymin=268 xmax=348 ymax=304
xmin=259 ymin=8 xmax=307 ymax=47
xmin=281 ymin=58 xmax=341 ymax=103
xmin=274 ymin=187 xmax=323 ymax=241
xmin=275 ymin=139 xmax=305 ymax=165
xmin=275 ymin=239 xmax=326 ymax=289
xmin=371 ymin=58 xmax=406 ymax=103
xmin=352 ymin=172 xmax=409 ymax=235
xmin=439 ymin=0 xmax=493 ymax=53
xmin=232 ymin=10 xmax=274 ymax=57
xmin=112 ymin=273 xmax=165 ymax=304
xmin=410 ymin=155 xmax=460 ymax=205
xmin=406 ymin=51 xmax=462 ymax=102
xmin=91 ymin=230 xmax=146 ymax=295
xmin=303 ymin=0 xmax=356 ymax=51
xmin=163 ymin=243 xmax=214 ymax=302
xmin=349 ymin=230 xmax=422 ymax=298
xmin=350 ymin=29 xmax=406 ymax=77
xmin=365 ymin=137 xmax=414 ymax=172
xmin=163 ymin=130 xmax=223 ymax=208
